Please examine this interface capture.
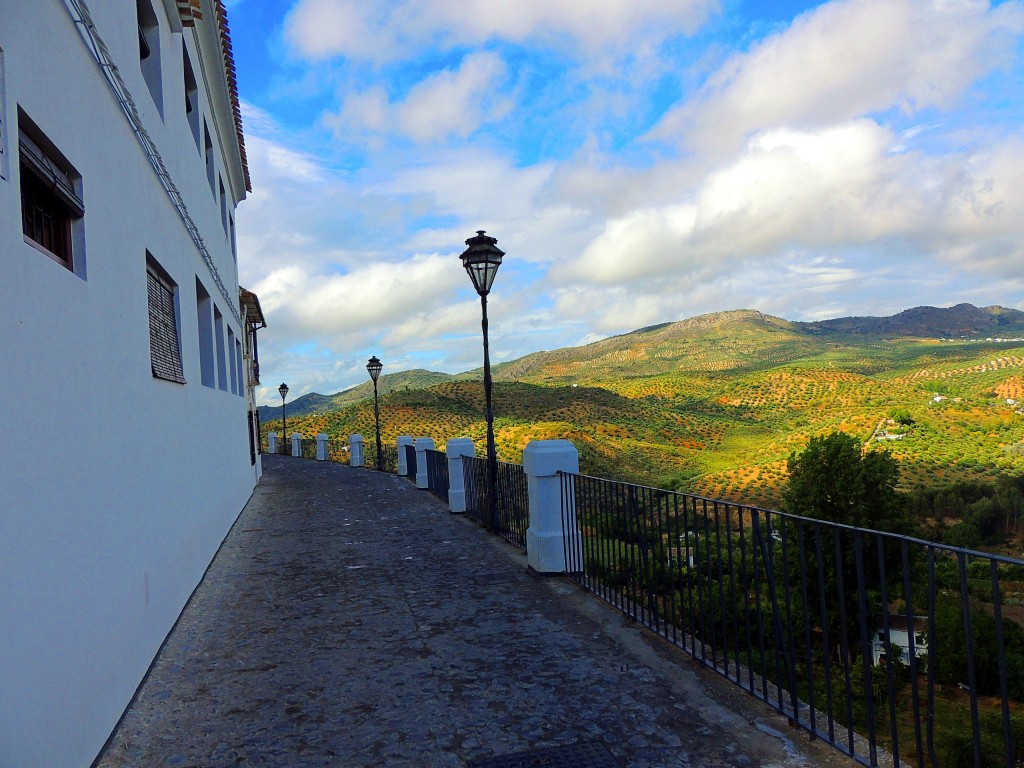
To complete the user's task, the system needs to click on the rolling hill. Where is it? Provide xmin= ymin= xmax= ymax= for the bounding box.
xmin=261 ymin=304 xmax=1024 ymax=508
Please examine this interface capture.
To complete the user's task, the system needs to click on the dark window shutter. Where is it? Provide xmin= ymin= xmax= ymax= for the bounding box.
xmin=148 ymin=269 xmax=186 ymax=383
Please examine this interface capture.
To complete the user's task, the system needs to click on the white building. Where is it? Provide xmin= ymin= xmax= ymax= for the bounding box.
xmin=0 ymin=3 xmax=263 ymax=766
xmin=871 ymin=616 xmax=929 ymax=667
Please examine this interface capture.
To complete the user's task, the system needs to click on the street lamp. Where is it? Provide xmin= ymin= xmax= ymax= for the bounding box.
xmin=459 ymin=230 xmax=504 ymax=527
xmin=278 ymin=382 xmax=289 ymax=455
xmin=366 ymin=356 xmax=384 ymax=471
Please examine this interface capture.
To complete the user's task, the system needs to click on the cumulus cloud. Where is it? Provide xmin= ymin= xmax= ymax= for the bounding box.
xmin=237 ymin=2 xmax=1024 ymax=400
xmin=284 ymin=0 xmax=719 ymax=63
xmin=648 ymin=0 xmax=1024 ymax=156
xmin=324 ymin=52 xmax=514 ymax=144
xmin=556 ymin=120 xmax=1024 ymax=289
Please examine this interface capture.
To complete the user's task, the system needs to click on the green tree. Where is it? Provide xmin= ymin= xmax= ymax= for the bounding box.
xmin=783 ymin=432 xmax=909 ymax=533
xmin=781 ymin=432 xmax=916 ymax=663
xmin=889 ymin=408 xmax=915 ymax=426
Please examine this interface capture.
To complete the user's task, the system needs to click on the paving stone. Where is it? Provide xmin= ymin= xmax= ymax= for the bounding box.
xmin=94 ymin=456 xmax=837 ymax=768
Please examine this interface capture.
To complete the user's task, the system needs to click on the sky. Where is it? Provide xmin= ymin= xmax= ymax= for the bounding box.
xmin=224 ymin=0 xmax=1024 ymax=405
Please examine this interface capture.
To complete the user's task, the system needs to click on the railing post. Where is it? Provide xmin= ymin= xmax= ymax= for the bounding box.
xmin=397 ymin=436 xmax=413 ymax=476
xmin=445 ymin=438 xmax=475 ymax=514
xmin=316 ymin=433 xmax=329 ymax=461
xmin=268 ymin=431 xmax=278 ymax=454
xmin=415 ymin=437 xmax=434 ymax=489
xmin=349 ymin=434 xmax=364 ymax=467
xmin=290 ymin=432 xmax=302 ymax=457
xmin=524 ymin=439 xmax=581 ymax=575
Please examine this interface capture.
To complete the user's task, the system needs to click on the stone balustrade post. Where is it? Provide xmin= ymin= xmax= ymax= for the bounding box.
xmin=349 ymin=434 xmax=364 ymax=467
xmin=397 ymin=436 xmax=413 ymax=477
xmin=524 ymin=439 xmax=581 ymax=575
xmin=268 ymin=431 xmax=278 ymax=454
xmin=316 ymin=433 xmax=329 ymax=461
xmin=290 ymin=433 xmax=302 ymax=457
xmin=445 ymin=438 xmax=475 ymax=514
xmin=414 ymin=437 xmax=434 ymax=489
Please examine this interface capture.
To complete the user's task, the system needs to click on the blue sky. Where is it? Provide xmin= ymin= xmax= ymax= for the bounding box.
xmin=225 ymin=0 xmax=1024 ymax=404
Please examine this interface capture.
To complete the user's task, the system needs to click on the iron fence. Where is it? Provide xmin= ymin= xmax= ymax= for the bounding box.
xmin=364 ymin=441 xmax=399 ymax=474
xmin=300 ymin=438 xmax=317 ymax=460
xmin=463 ymin=455 xmax=529 ymax=550
xmin=559 ymin=471 xmax=1024 ymax=768
xmin=425 ymin=449 xmax=449 ymax=501
xmin=403 ymin=444 xmax=417 ymax=480
xmin=327 ymin=440 xmax=349 ymax=464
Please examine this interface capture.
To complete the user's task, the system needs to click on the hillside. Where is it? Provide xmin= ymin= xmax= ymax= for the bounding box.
xmin=259 ymin=368 xmax=453 ymax=421
xmin=263 ymin=304 xmax=1024 ymax=508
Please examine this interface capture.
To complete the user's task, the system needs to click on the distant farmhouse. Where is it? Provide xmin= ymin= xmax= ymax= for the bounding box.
xmin=872 ymin=616 xmax=929 ymax=668
xmin=0 ymin=3 xmax=264 ymax=766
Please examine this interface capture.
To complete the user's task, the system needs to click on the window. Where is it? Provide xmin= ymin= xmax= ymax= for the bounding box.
xmin=229 ymin=212 xmax=236 ymax=262
xmin=247 ymin=410 xmax=257 ymax=465
xmin=19 ymin=111 xmax=84 ymax=273
xmin=147 ymin=254 xmax=185 ymax=383
xmin=0 ymin=47 xmax=8 ymax=180
xmin=203 ymin=120 xmax=215 ymax=195
xmin=195 ymin=278 xmax=215 ymax=387
xmin=219 ymin=176 xmax=228 ymax=234
xmin=227 ymin=327 xmax=237 ymax=394
xmin=214 ymin=305 xmax=227 ymax=391
xmin=182 ymin=42 xmax=200 ymax=151
xmin=235 ymin=338 xmax=244 ymax=396
xmin=137 ymin=0 xmax=163 ymax=117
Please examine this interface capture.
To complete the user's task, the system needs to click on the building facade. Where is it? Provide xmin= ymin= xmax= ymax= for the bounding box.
xmin=0 ymin=2 xmax=261 ymax=765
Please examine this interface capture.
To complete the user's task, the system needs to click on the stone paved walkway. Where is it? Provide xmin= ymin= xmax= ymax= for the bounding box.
xmin=94 ymin=456 xmax=835 ymax=768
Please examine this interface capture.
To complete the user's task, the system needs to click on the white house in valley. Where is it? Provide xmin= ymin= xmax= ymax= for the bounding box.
xmin=0 ymin=2 xmax=264 ymax=766
xmin=871 ymin=615 xmax=929 ymax=668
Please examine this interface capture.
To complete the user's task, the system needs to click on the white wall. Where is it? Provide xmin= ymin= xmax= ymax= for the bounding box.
xmin=0 ymin=2 xmax=257 ymax=766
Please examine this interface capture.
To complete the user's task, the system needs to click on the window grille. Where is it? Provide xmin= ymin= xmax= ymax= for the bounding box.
xmin=147 ymin=266 xmax=186 ymax=383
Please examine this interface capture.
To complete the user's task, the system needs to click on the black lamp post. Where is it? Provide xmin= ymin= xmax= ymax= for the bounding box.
xmin=278 ymin=382 xmax=289 ymax=455
xmin=366 ymin=356 xmax=384 ymax=471
xmin=459 ymin=230 xmax=504 ymax=527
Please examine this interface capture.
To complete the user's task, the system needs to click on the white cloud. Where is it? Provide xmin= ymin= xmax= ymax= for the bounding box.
xmin=555 ymin=121 xmax=1024 ymax=288
xmin=296 ymin=254 xmax=463 ymax=332
xmin=648 ymin=0 xmax=1024 ymax=156
xmin=284 ymin=0 xmax=719 ymax=63
xmin=324 ymin=52 xmax=514 ymax=144
xmin=398 ymin=53 xmax=513 ymax=142
xmin=237 ymin=2 xmax=1024 ymax=402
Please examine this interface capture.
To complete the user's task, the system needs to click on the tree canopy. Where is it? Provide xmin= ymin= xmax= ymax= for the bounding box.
xmin=783 ymin=431 xmax=912 ymax=534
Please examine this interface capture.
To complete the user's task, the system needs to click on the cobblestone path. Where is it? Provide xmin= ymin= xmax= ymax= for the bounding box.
xmin=94 ymin=455 xmax=832 ymax=768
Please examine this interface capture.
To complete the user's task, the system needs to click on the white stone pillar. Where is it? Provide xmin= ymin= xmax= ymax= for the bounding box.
xmin=316 ymin=433 xmax=329 ymax=461
xmin=349 ymin=434 xmax=364 ymax=467
xmin=397 ymin=436 xmax=413 ymax=476
xmin=524 ymin=440 xmax=581 ymax=575
xmin=445 ymin=438 xmax=475 ymax=514
xmin=415 ymin=437 xmax=434 ymax=489
xmin=290 ymin=433 xmax=302 ymax=457
xmin=268 ymin=432 xmax=278 ymax=453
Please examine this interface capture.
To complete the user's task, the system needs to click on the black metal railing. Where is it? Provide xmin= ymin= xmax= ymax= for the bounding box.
xmin=425 ymin=449 xmax=449 ymax=501
xmin=402 ymin=444 xmax=417 ymax=480
xmin=300 ymin=438 xmax=317 ymax=460
xmin=276 ymin=436 xmax=291 ymax=455
xmin=364 ymin=441 xmax=399 ymax=474
xmin=559 ymin=472 xmax=1024 ymax=768
xmin=327 ymin=439 xmax=349 ymax=464
xmin=464 ymin=455 xmax=529 ymax=550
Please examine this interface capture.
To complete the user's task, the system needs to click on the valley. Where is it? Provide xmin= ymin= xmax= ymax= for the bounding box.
xmin=261 ymin=305 xmax=1024 ymax=510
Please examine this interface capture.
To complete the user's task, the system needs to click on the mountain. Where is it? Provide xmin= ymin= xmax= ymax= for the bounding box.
xmin=258 ymin=369 xmax=453 ymax=422
xmin=467 ymin=305 xmax=1024 ymax=386
xmin=804 ymin=304 xmax=1024 ymax=338
xmin=485 ymin=310 xmax=814 ymax=384
xmin=261 ymin=303 xmax=1024 ymax=508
